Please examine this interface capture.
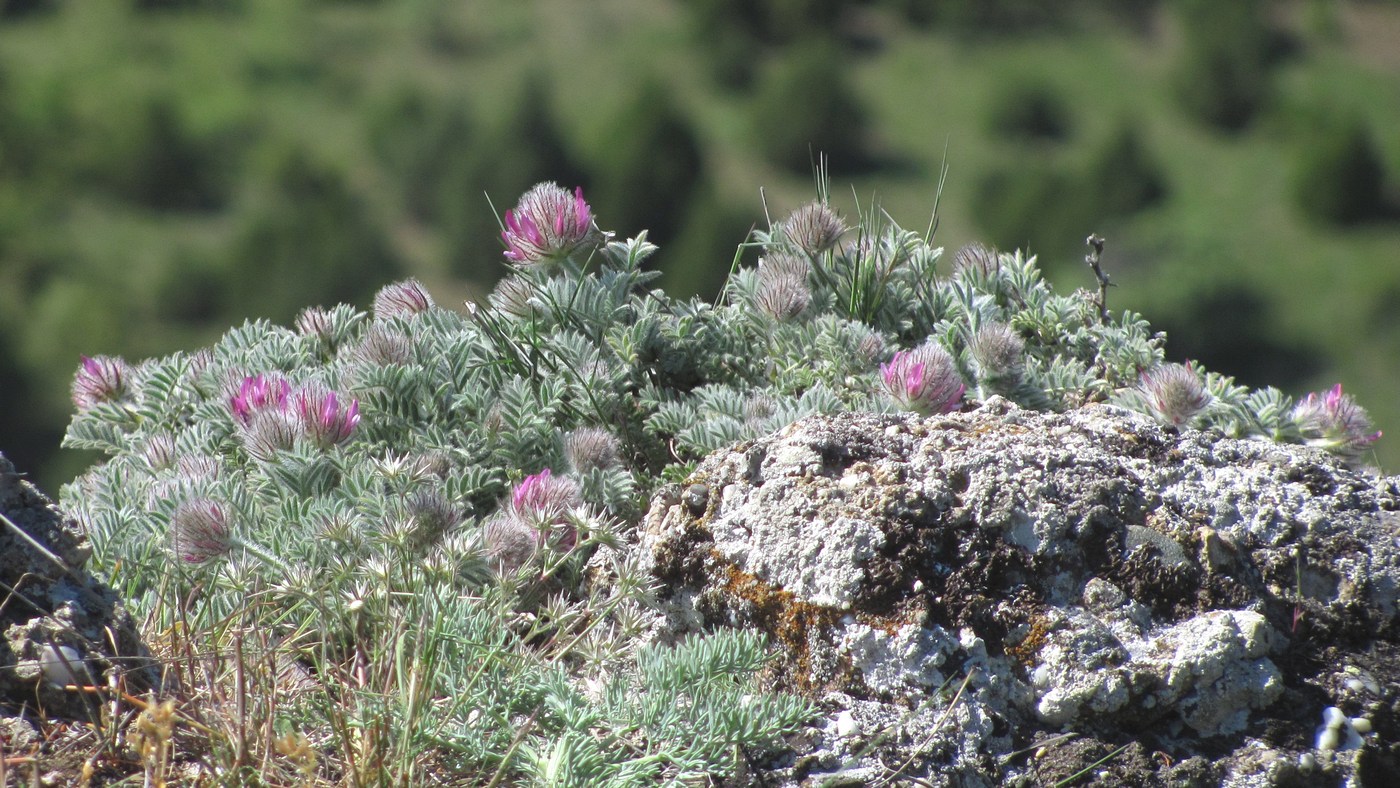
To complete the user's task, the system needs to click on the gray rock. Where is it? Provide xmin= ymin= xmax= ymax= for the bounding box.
xmin=1 ymin=453 xmax=156 ymax=721
xmin=634 ymin=398 xmax=1400 ymax=786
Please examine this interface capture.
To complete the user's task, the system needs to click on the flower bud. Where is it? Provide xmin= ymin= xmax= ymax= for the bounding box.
xmin=71 ymin=355 xmax=133 ymax=410
xmin=781 ymin=201 xmax=846 ymax=256
xmin=952 ymin=242 xmax=1001 ymax=278
xmin=372 ymin=279 xmax=435 ymax=320
xmin=565 ymin=427 xmax=622 ymax=473
xmin=170 ymin=498 xmax=233 ymax=565
xmin=352 ymin=324 xmax=413 ymax=366
xmin=1138 ymin=363 xmax=1211 ymax=427
xmin=968 ymin=323 xmax=1025 ymax=389
xmin=754 ymin=253 xmax=812 ymax=321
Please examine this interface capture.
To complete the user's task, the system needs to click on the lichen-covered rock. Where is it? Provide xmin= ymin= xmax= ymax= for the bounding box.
xmin=635 ymin=398 xmax=1400 ymax=786
xmin=0 ymin=454 xmax=156 ymax=721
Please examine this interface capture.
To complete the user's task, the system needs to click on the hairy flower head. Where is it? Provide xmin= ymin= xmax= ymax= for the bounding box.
xmin=372 ymin=279 xmax=435 ymax=320
xmin=169 ymin=498 xmax=233 ymax=565
xmin=1293 ymin=384 xmax=1381 ymax=461
xmin=72 ymin=355 xmax=134 ymax=410
xmin=352 ymin=324 xmax=413 ymax=366
xmin=229 ymin=374 xmax=291 ymax=426
xmin=502 ymin=182 xmax=601 ymax=268
xmin=952 ymin=242 xmax=1001 ymax=278
xmin=782 ymin=201 xmax=847 ymax=256
xmin=407 ymin=490 xmax=460 ymax=548
xmin=240 ymin=409 xmax=302 ymax=461
xmin=489 ymin=274 xmax=540 ymax=319
xmin=1138 ymin=363 xmax=1211 ymax=427
xmin=754 ymin=253 xmax=812 ymax=321
xmin=968 ymin=323 xmax=1025 ymax=388
xmin=510 ymin=469 xmax=582 ymax=526
xmin=881 ymin=343 xmax=965 ymax=415
xmin=565 ymin=427 xmax=622 ymax=474
xmin=294 ymin=383 xmax=360 ymax=449
xmin=482 ymin=512 xmax=539 ymax=575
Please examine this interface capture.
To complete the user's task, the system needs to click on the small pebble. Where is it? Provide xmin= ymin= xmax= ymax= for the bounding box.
xmin=39 ymin=644 xmax=92 ymax=689
xmin=683 ymin=484 xmax=710 ymax=516
xmin=1351 ymin=717 xmax=1373 ymax=734
xmin=835 ymin=711 xmax=860 ymax=737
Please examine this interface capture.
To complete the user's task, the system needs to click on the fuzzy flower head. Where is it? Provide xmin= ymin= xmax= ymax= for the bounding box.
xmin=1293 ymin=384 xmax=1381 ymax=460
xmin=565 ymin=427 xmax=622 ymax=474
xmin=169 ymin=498 xmax=233 ymax=565
xmin=72 ymin=355 xmax=134 ymax=410
xmin=968 ymin=323 xmax=1025 ymax=388
xmin=754 ymin=253 xmax=812 ymax=321
xmin=482 ymin=512 xmax=539 ymax=575
xmin=372 ymin=279 xmax=435 ymax=320
xmin=1138 ymin=363 xmax=1211 ymax=427
xmin=295 ymin=306 xmax=335 ymax=343
xmin=352 ymin=324 xmax=412 ymax=367
xmin=489 ymin=274 xmax=540 ymax=319
xmin=501 ymin=182 xmax=601 ymax=269
xmin=881 ymin=343 xmax=965 ymax=415
xmin=229 ymin=374 xmax=291 ymax=426
xmin=509 ymin=469 xmax=582 ymax=527
xmin=952 ymin=242 xmax=1001 ymax=279
xmin=239 ymin=409 xmax=302 ymax=461
xmin=407 ymin=490 xmax=460 ymax=548
xmin=782 ymin=201 xmax=847 ymax=257
xmin=295 ymin=384 xmax=360 ymax=449
xmin=142 ymin=434 xmax=177 ymax=472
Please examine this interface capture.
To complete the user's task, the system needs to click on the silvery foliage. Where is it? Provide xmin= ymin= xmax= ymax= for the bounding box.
xmin=58 ymin=189 xmax=1374 ymax=784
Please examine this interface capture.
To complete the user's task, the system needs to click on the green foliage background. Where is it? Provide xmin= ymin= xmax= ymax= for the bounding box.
xmin=2 ymin=0 xmax=1399 ymax=490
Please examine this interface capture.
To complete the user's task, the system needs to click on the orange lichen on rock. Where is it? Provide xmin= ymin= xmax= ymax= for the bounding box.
xmin=716 ymin=557 xmax=844 ymax=693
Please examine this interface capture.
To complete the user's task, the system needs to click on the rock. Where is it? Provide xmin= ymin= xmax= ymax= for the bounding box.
xmin=0 ymin=454 xmax=156 ymax=721
xmin=634 ymin=398 xmax=1400 ymax=786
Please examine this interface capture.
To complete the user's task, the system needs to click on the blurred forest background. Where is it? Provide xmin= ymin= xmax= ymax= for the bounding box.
xmin=2 ymin=0 xmax=1398 ymax=492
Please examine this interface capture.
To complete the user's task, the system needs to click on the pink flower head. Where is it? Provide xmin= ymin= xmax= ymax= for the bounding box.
xmin=1294 ymin=383 xmax=1381 ymax=460
xmin=880 ymin=343 xmax=965 ymax=415
xmin=295 ymin=384 xmax=360 ymax=449
xmin=501 ymin=182 xmax=600 ymax=268
xmin=72 ymin=355 xmax=133 ymax=410
xmin=229 ymin=374 xmax=291 ymax=426
xmin=1138 ymin=363 xmax=1211 ymax=427
xmin=509 ymin=469 xmax=582 ymax=526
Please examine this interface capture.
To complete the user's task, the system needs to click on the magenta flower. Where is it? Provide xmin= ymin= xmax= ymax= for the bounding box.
xmin=880 ymin=344 xmax=965 ymax=415
xmin=71 ymin=355 xmax=133 ymax=410
xmin=510 ymin=469 xmax=581 ymax=521
xmin=295 ymin=384 xmax=360 ymax=449
xmin=501 ymin=182 xmax=601 ymax=268
xmin=1138 ymin=363 xmax=1211 ymax=427
xmin=229 ymin=374 xmax=291 ymax=426
xmin=1294 ymin=384 xmax=1381 ymax=460
xmin=507 ymin=469 xmax=583 ymax=552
